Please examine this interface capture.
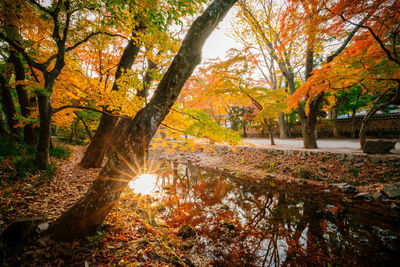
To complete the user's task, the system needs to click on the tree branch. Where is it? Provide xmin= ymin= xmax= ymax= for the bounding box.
xmin=53 ymin=105 xmax=122 ymax=117
xmin=160 ymin=123 xmax=185 ymax=133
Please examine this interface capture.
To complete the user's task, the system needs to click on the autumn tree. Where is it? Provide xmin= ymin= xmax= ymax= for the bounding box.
xmin=235 ymin=0 xmax=364 ymax=148
xmin=79 ymin=0 xmax=204 ymax=168
xmin=48 ymin=0 xmax=237 ymax=240
xmin=0 ymin=0 xmax=121 ymax=168
xmin=291 ymin=0 xmax=400 ymax=147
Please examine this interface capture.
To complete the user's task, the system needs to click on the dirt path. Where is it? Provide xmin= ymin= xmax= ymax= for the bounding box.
xmin=1 ymin=145 xmax=99 ymax=224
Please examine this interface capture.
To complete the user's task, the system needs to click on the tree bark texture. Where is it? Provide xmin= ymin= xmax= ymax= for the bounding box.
xmin=49 ymin=0 xmax=238 ymax=240
xmin=10 ymin=52 xmax=36 ymax=145
xmin=80 ymin=39 xmax=141 ymax=168
xmin=36 ymin=93 xmax=52 ymax=169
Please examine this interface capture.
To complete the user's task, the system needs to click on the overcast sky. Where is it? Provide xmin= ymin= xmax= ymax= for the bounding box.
xmin=201 ymin=8 xmax=241 ymax=62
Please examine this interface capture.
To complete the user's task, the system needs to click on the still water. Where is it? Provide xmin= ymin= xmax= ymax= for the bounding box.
xmin=130 ymin=162 xmax=400 ymax=266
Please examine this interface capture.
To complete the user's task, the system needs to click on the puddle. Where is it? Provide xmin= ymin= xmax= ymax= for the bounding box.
xmin=129 ymin=162 xmax=400 ymax=266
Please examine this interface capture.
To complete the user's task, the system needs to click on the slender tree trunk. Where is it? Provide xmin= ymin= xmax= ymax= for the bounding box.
xmin=49 ymin=0 xmax=237 ymax=240
xmin=332 ymin=105 xmax=339 ymax=138
xmin=80 ymin=39 xmax=141 ymax=168
xmin=0 ymin=112 xmax=8 ymax=136
xmin=268 ymin=119 xmax=275 ymax=145
xmin=350 ymin=109 xmax=357 ymax=138
xmin=278 ymin=113 xmax=288 ymax=139
xmin=242 ymin=122 xmax=247 ymax=138
xmin=78 ymin=116 xmax=93 ymax=141
xmin=0 ymin=74 xmax=19 ymax=136
xmin=36 ymin=93 xmax=52 ymax=169
xmin=69 ymin=119 xmax=76 ymax=143
xmin=350 ymin=92 xmax=361 ymax=138
xmin=10 ymin=52 xmax=36 ymax=144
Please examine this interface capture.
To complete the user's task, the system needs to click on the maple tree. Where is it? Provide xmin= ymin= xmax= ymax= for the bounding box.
xmin=290 ymin=0 xmax=400 ymax=147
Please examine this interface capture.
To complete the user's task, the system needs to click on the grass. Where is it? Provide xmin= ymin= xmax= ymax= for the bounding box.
xmin=50 ymin=145 xmax=72 ymax=159
xmin=0 ymin=138 xmax=64 ymax=182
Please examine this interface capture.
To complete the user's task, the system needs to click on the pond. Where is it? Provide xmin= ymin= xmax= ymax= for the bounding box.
xmin=129 ymin=162 xmax=400 ymax=266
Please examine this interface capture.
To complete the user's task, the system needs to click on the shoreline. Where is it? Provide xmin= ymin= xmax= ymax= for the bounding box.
xmin=153 ymin=144 xmax=400 ymax=210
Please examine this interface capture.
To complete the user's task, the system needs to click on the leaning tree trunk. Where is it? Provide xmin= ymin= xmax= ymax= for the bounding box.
xmin=10 ymin=52 xmax=36 ymax=145
xmin=80 ymin=39 xmax=141 ymax=168
xmin=359 ymin=106 xmax=379 ymax=149
xmin=49 ymin=0 xmax=237 ymax=240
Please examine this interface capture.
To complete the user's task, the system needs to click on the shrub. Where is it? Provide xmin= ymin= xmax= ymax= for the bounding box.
xmin=50 ymin=145 xmax=71 ymax=159
xmin=12 ymin=154 xmax=37 ymax=180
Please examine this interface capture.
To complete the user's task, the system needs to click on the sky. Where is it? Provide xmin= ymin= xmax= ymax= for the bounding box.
xmin=201 ymin=8 xmax=241 ymax=62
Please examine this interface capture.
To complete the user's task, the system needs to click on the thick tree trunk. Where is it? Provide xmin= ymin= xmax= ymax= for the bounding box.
xmin=36 ymin=94 xmax=52 ymax=169
xmin=80 ymin=39 xmax=141 ymax=168
xmin=278 ymin=113 xmax=288 ymax=139
xmin=299 ymin=96 xmax=322 ymax=149
xmin=49 ymin=0 xmax=237 ymax=240
xmin=301 ymin=118 xmax=318 ymax=149
xmin=0 ymin=74 xmax=19 ymax=136
xmin=10 ymin=52 xmax=36 ymax=144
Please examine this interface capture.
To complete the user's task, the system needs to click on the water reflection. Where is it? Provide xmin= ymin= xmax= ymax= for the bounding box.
xmin=132 ymin=162 xmax=400 ymax=266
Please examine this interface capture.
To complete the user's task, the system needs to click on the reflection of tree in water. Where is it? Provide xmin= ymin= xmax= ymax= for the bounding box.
xmin=153 ymin=163 xmax=400 ymax=266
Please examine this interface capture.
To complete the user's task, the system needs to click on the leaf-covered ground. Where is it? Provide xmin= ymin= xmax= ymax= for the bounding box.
xmin=1 ymin=143 xmax=399 ymax=266
xmin=1 ymin=145 xmax=197 ymax=266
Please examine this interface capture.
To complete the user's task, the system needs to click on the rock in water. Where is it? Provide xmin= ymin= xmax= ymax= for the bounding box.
xmin=363 ymin=139 xmax=396 ymax=154
xmin=177 ymin=224 xmax=196 ymax=239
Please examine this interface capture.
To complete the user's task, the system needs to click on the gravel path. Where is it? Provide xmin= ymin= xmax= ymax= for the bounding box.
xmin=244 ymin=138 xmax=400 ymax=154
